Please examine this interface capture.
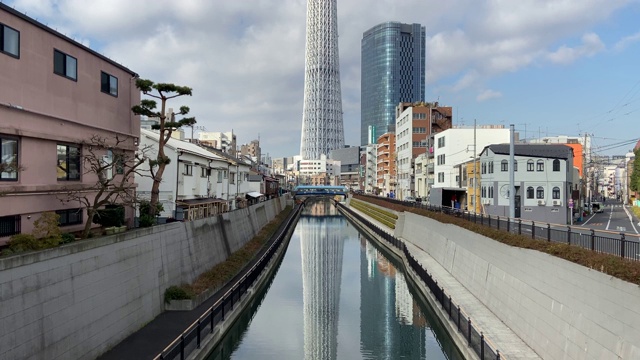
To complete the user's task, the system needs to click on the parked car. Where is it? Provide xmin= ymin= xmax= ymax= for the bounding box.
xmin=404 ymin=196 xmax=417 ymax=203
xmin=591 ymin=202 xmax=604 ymax=213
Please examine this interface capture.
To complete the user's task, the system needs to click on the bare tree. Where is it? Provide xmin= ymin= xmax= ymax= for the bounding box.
xmin=131 ymin=79 xmax=196 ymax=217
xmin=58 ymin=134 xmax=152 ymax=238
xmin=0 ymin=160 xmax=24 ymax=197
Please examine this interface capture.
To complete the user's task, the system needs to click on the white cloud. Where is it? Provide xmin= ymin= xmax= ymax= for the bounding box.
xmin=614 ymin=32 xmax=640 ymax=51
xmin=477 ymin=89 xmax=502 ymax=102
xmin=4 ymin=0 xmax=636 ymax=157
xmin=546 ymin=32 xmax=605 ymax=65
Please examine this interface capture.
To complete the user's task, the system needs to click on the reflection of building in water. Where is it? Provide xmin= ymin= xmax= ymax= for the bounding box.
xmin=306 ymin=198 xmax=338 ymax=216
xmin=300 ymin=201 xmax=345 ymax=360
xmin=360 ymin=238 xmax=427 ymax=359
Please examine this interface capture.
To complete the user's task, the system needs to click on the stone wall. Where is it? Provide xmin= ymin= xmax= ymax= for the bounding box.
xmin=397 ymin=212 xmax=640 ymax=359
xmin=0 ymin=196 xmax=289 ymax=360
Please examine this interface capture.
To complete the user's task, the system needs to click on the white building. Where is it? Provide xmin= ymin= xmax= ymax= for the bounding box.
xmin=364 ymin=144 xmax=377 ymax=193
xmin=414 ymin=152 xmax=431 ymax=199
xmin=479 ymin=144 xmax=574 ymax=224
xmin=198 ymin=131 xmax=236 ymax=156
xmin=297 ymin=155 xmax=341 ymax=184
xmin=433 ymin=126 xmax=511 ymax=189
xmin=137 ymin=129 xmax=232 ymax=219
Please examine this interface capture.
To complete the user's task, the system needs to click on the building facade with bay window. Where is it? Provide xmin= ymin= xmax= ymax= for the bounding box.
xmin=0 ymin=3 xmax=139 ymax=244
xmin=479 ymin=144 xmax=575 ymax=224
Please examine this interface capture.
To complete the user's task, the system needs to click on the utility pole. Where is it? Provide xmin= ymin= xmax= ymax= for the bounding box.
xmin=509 ymin=124 xmax=515 ymax=219
xmin=473 ymin=119 xmax=477 ymax=213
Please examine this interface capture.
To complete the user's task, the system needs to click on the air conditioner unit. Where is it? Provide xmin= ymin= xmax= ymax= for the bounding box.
xmin=552 ymin=200 xmax=561 ymax=206
xmin=537 ymin=200 xmax=546 ymax=206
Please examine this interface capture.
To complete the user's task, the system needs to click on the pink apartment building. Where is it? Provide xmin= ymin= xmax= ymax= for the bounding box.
xmin=0 ymin=4 xmax=140 ymax=245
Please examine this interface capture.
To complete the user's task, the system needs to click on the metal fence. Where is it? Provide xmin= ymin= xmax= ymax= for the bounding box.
xmin=0 ymin=214 xmax=20 ymax=238
xmin=360 ymin=195 xmax=640 ymax=262
xmin=155 ymin=203 xmax=303 ymax=360
xmin=337 ymin=202 xmax=503 ymax=360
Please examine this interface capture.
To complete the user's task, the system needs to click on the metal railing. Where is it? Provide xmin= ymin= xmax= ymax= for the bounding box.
xmin=0 ymin=214 xmax=21 ymax=238
xmin=337 ymin=202 xmax=503 ymax=360
xmin=359 ymin=195 xmax=640 ymax=262
xmin=155 ymin=203 xmax=302 ymax=360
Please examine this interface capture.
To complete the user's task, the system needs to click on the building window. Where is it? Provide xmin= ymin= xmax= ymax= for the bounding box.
xmin=1 ymin=136 xmax=19 ymax=180
xmin=230 ymin=172 xmax=235 ymax=184
xmin=217 ymin=171 xmax=222 ymax=183
xmin=527 ymin=159 xmax=534 ymax=171
xmin=201 ymin=167 xmax=207 ymax=178
xmin=536 ymin=186 xmax=544 ymax=199
xmin=552 ymin=186 xmax=560 ymax=199
xmin=57 ymin=144 xmax=81 ymax=181
xmin=115 ymin=155 xmax=124 ymax=175
xmin=183 ymin=164 xmax=193 ymax=176
xmin=501 ymin=160 xmax=508 ymax=172
xmin=100 ymin=71 xmax=118 ymax=96
xmin=536 ymin=160 xmax=544 ymax=172
xmin=552 ymin=159 xmax=560 ymax=172
xmin=0 ymin=215 xmax=20 ymax=237
xmin=514 ymin=161 xmax=518 ymax=172
xmin=0 ymin=23 xmax=20 ymax=58
xmin=54 ymin=49 xmax=77 ymax=80
xmin=481 ymin=162 xmax=486 ymax=174
xmin=488 ymin=161 xmax=494 ymax=174
xmin=527 ymin=186 xmax=534 ymax=199
xmin=56 ymin=208 xmax=83 ymax=226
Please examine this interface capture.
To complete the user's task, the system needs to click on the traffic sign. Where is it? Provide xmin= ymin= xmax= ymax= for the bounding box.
xmin=569 ymin=199 xmax=574 ymax=208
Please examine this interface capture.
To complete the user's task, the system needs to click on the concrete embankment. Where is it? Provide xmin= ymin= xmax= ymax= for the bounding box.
xmin=0 ymin=197 xmax=289 ymax=360
xmin=346 ymin=198 xmax=640 ymax=359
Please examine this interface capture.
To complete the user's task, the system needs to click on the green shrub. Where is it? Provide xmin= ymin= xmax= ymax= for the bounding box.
xmin=60 ymin=233 xmax=76 ymax=244
xmin=139 ymin=200 xmax=164 ymax=227
xmin=164 ymin=285 xmax=193 ymax=304
xmin=6 ymin=233 xmax=60 ymax=254
xmin=139 ymin=214 xmax=156 ymax=228
xmin=32 ymin=212 xmax=62 ymax=241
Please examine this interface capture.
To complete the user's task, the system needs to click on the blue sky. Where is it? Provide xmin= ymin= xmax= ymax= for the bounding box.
xmin=5 ymin=0 xmax=640 ymax=158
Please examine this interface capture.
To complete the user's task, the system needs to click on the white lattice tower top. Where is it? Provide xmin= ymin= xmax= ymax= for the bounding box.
xmin=300 ymin=0 xmax=345 ymax=160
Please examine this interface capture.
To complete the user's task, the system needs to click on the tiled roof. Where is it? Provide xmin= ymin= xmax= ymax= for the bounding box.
xmin=485 ymin=144 xmax=573 ymax=159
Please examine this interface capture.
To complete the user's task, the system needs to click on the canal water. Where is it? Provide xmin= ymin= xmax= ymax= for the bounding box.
xmin=207 ymin=199 xmax=464 ymax=360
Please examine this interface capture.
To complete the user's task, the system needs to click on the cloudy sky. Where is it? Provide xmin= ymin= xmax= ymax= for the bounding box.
xmin=7 ymin=0 xmax=640 ymax=158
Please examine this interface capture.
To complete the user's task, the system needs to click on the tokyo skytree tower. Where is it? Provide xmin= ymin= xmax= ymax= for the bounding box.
xmin=299 ymin=0 xmax=345 ymax=160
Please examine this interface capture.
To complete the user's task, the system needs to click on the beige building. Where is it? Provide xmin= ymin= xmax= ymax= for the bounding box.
xmin=377 ymin=132 xmax=396 ymax=196
xmin=0 ymin=4 xmax=139 ymax=244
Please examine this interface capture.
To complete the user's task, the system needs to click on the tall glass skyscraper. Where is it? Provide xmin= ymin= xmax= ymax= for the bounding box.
xmin=361 ymin=22 xmax=425 ymax=145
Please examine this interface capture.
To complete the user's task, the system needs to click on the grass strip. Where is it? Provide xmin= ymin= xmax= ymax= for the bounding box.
xmin=350 ymin=199 xmax=397 ymax=229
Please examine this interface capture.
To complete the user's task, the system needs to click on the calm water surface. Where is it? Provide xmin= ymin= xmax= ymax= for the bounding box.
xmin=207 ymin=199 xmax=464 ymax=360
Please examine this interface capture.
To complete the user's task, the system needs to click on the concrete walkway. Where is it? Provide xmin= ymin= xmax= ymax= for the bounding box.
xmin=347 ymin=203 xmax=540 ymax=359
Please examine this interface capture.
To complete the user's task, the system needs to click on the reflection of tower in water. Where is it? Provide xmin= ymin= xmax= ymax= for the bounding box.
xmin=360 ymin=238 xmax=427 ymax=359
xmin=300 ymin=201 xmax=345 ymax=360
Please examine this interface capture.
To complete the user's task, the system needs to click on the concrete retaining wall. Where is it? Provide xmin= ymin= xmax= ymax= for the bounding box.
xmin=0 ymin=197 xmax=288 ymax=360
xmin=397 ymin=212 xmax=640 ymax=359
